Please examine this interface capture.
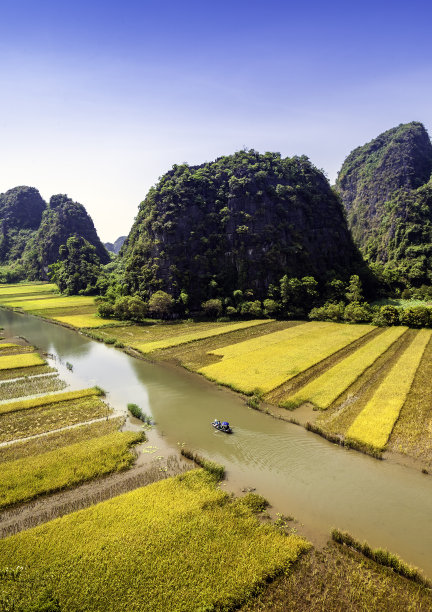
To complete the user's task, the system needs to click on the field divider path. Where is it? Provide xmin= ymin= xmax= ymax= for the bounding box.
xmin=283 ymin=326 xmax=408 ymax=410
xmin=346 ymin=329 xmax=431 ymax=451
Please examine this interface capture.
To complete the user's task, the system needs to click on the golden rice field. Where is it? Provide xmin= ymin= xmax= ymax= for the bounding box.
xmin=0 ymin=430 xmax=143 ymax=509
xmin=283 ymin=327 xmax=407 ymax=410
xmin=0 ymin=343 xmax=21 ymax=350
xmin=0 ymin=386 xmax=103 ymax=415
xmin=0 ymin=352 xmax=45 ymax=371
xmin=134 ymin=319 xmax=271 ymax=353
xmin=52 ymin=313 xmax=124 ymax=328
xmin=346 ymin=329 xmax=431 ymax=451
xmin=0 ymin=418 xmax=123 ymax=464
xmin=3 ymin=295 xmax=96 ymax=310
xmin=0 ymin=373 xmax=66 ymax=401
xmin=199 ymin=322 xmax=374 ymax=394
xmin=0 ymin=395 xmax=109 ymax=443
xmin=0 ymin=283 xmax=57 ymax=295
xmin=0 ymin=469 xmax=309 ymax=611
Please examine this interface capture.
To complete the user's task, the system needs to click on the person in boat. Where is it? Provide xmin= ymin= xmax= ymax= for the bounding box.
xmin=222 ymin=421 xmax=230 ymax=430
xmin=213 ymin=419 xmax=221 ymax=427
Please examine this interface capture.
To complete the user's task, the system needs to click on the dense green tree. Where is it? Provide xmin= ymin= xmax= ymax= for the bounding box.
xmin=48 ymin=235 xmax=102 ymax=295
xmin=148 ymin=290 xmax=175 ymax=319
xmin=202 ymin=298 xmax=223 ymax=318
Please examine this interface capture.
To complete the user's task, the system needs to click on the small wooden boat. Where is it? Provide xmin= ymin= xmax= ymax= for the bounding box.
xmin=212 ymin=420 xmax=232 ymax=434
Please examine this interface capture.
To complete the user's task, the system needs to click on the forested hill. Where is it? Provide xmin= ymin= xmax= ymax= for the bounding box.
xmin=121 ymin=150 xmax=365 ymax=309
xmin=336 ymin=122 xmax=432 ymax=286
xmin=0 ymin=187 xmax=109 ymax=281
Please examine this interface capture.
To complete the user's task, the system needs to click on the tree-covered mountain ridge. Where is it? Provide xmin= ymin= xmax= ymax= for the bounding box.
xmin=120 ymin=149 xmax=366 ymax=313
xmin=0 ymin=186 xmax=109 ymax=283
xmin=336 ymin=122 xmax=432 ymax=288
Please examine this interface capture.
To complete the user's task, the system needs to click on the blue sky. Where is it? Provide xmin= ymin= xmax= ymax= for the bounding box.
xmin=0 ymin=0 xmax=431 ymax=240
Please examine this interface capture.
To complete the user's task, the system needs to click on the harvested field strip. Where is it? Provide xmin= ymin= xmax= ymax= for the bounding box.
xmin=241 ymin=542 xmax=432 ymax=612
xmin=388 ymin=335 xmax=432 ymax=466
xmin=0 ymin=418 xmax=123 ymax=463
xmin=134 ymin=320 xmax=271 ymax=353
xmin=52 ymin=314 xmax=124 ymax=328
xmin=284 ymin=327 xmax=407 ymax=410
xmin=0 ymin=470 xmax=309 ymax=611
xmin=4 ymin=296 xmax=96 ymax=310
xmin=0 ymin=431 xmax=143 ymax=509
xmin=0 ymin=387 xmax=103 ymax=416
xmin=0 ymin=374 xmax=66 ymax=401
xmin=0 ymin=396 xmax=109 ymax=443
xmin=199 ymin=323 xmax=374 ymax=394
xmin=31 ymin=305 xmax=97 ymax=317
xmin=0 ymin=365 xmax=55 ymax=381
xmin=346 ymin=329 xmax=431 ymax=451
xmin=0 ymin=353 xmax=45 ymax=371
xmin=209 ymin=321 xmax=328 ymax=359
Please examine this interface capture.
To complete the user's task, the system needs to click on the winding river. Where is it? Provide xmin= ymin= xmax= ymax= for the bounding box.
xmin=2 ymin=308 xmax=432 ymax=577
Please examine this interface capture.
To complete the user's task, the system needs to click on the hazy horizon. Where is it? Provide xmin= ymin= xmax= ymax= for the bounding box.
xmin=1 ymin=0 xmax=431 ymax=242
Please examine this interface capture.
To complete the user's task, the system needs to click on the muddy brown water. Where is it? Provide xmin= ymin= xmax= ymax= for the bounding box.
xmin=2 ymin=309 xmax=432 ymax=577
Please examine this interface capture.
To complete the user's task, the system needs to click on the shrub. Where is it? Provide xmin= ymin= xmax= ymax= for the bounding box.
xmin=148 ymin=290 xmax=174 ymax=319
xmin=379 ymin=305 xmax=400 ymax=326
xmin=400 ymin=306 xmax=431 ymax=328
xmin=343 ymin=302 xmax=372 ymax=323
xmin=309 ymin=301 xmax=344 ymax=322
xmin=201 ymin=298 xmax=223 ymax=318
xmin=97 ymin=302 xmax=115 ymax=318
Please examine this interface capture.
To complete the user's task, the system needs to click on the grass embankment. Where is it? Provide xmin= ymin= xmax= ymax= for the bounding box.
xmin=346 ymin=330 xmax=431 ymax=452
xmin=0 ymin=431 xmax=143 ymax=509
xmin=0 ymin=374 xmax=66 ymax=401
xmin=283 ymin=327 xmax=407 ymax=410
xmin=0 ymin=394 xmax=109 ymax=443
xmin=0 ymin=469 xmax=309 ymax=611
xmin=199 ymin=322 xmax=375 ymax=394
xmin=0 ymin=352 xmax=45 ymax=371
xmin=0 ymin=418 xmax=123 ymax=463
xmin=242 ymin=541 xmax=432 ymax=611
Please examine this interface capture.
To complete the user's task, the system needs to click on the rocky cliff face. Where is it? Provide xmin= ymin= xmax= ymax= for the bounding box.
xmin=0 ymin=186 xmax=46 ymax=262
xmin=122 ymin=150 xmax=363 ymax=308
xmin=0 ymin=187 xmax=108 ymax=279
xmin=336 ymin=122 xmax=432 ymax=283
xmin=104 ymin=236 xmax=126 ymax=255
xmin=31 ymin=194 xmax=109 ymax=274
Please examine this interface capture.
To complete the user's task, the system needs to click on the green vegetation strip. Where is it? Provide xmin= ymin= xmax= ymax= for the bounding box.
xmin=0 ymin=353 xmax=45 ymax=371
xmin=0 ymin=470 xmax=309 ymax=611
xmin=135 ymin=319 xmax=272 ymax=353
xmin=283 ymin=327 xmax=407 ymax=409
xmin=347 ymin=330 xmax=431 ymax=450
xmin=0 ymin=387 xmax=103 ymax=415
xmin=0 ymin=431 xmax=143 ymax=509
